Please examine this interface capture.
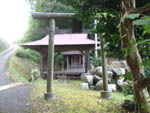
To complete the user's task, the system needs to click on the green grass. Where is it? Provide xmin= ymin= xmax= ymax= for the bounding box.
xmin=8 ymin=56 xmax=40 ymax=82
xmin=31 ymin=80 xmax=132 ymax=113
xmin=8 ymin=56 xmax=132 ymax=113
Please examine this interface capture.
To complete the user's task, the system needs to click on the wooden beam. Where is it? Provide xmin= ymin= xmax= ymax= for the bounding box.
xmin=32 ymin=12 xmax=75 ymax=19
xmin=22 ymin=45 xmax=94 ymax=53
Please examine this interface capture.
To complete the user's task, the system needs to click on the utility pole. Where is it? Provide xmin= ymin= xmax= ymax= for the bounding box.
xmin=32 ymin=12 xmax=74 ymax=101
xmin=94 ymin=19 xmax=98 ymax=57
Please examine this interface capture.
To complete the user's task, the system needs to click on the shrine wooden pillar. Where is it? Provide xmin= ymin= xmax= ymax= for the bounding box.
xmin=82 ymin=54 xmax=85 ymax=71
xmin=85 ymin=50 xmax=90 ymax=73
xmin=87 ymin=51 xmax=90 ymax=72
xmin=40 ymin=51 xmax=44 ymax=78
xmin=32 ymin=12 xmax=74 ymax=101
xmin=61 ymin=59 xmax=64 ymax=71
xmin=66 ymin=56 xmax=69 ymax=70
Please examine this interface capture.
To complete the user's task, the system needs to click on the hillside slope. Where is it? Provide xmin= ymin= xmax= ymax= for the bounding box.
xmin=8 ymin=56 xmax=40 ymax=82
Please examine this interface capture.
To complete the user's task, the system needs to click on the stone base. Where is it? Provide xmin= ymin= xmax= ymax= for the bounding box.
xmin=44 ymin=92 xmax=56 ymax=101
xmin=101 ymin=91 xmax=112 ymax=99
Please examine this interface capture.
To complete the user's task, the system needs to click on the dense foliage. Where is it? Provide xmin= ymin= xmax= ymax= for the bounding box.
xmin=66 ymin=0 xmax=150 ymax=59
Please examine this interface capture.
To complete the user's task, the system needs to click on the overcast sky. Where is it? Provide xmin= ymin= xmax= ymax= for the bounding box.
xmin=0 ymin=0 xmax=30 ymax=44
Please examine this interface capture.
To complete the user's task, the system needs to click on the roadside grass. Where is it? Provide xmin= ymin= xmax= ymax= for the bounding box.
xmin=8 ymin=56 xmax=40 ymax=83
xmin=31 ymin=80 xmax=132 ymax=113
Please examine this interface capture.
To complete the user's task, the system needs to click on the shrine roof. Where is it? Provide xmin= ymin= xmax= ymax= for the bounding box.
xmin=21 ymin=33 xmax=97 ymax=46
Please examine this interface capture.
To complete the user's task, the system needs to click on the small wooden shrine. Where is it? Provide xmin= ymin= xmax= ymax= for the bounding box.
xmin=21 ymin=33 xmax=98 ymax=78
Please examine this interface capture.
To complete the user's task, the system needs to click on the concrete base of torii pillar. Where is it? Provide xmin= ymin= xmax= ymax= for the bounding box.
xmin=101 ymin=91 xmax=112 ymax=99
xmin=44 ymin=92 xmax=56 ymax=101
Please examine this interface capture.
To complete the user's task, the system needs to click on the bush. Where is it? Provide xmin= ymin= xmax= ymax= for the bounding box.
xmin=122 ymin=72 xmax=134 ymax=95
xmin=122 ymin=80 xmax=133 ymax=95
xmin=123 ymin=72 xmax=132 ymax=81
xmin=16 ymin=47 xmax=40 ymax=63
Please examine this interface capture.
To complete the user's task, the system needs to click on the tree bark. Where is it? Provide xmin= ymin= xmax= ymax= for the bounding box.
xmin=127 ymin=3 xmax=150 ymax=16
xmin=120 ymin=0 xmax=150 ymax=113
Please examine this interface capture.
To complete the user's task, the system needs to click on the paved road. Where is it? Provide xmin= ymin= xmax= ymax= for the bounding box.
xmin=0 ymin=47 xmax=16 ymax=86
xmin=0 ymin=47 xmax=33 ymax=113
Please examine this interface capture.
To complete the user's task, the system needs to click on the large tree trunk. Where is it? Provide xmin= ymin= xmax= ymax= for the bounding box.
xmin=120 ymin=0 xmax=150 ymax=113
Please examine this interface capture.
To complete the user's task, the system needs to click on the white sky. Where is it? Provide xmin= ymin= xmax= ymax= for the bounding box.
xmin=0 ymin=0 xmax=30 ymax=44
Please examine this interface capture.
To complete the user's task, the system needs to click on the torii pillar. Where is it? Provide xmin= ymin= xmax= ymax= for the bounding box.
xmin=99 ymin=35 xmax=111 ymax=99
xmin=32 ymin=12 xmax=74 ymax=100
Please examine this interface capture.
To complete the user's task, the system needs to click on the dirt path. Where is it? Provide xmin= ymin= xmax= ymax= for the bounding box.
xmin=0 ymin=46 xmax=33 ymax=113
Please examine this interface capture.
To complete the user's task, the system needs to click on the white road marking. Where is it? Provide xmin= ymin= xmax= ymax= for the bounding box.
xmin=0 ymin=82 xmax=25 ymax=91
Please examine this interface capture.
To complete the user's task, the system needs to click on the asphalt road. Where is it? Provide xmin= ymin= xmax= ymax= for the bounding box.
xmin=0 ymin=47 xmax=33 ymax=113
xmin=0 ymin=47 xmax=15 ymax=86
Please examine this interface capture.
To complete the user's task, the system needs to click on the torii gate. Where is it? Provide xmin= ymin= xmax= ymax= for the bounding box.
xmin=32 ymin=12 xmax=74 ymax=100
xmin=32 ymin=12 xmax=110 ymax=100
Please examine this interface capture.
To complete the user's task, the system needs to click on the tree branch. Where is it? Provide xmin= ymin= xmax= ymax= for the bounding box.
xmin=139 ymin=77 xmax=150 ymax=89
xmin=127 ymin=3 xmax=150 ymax=16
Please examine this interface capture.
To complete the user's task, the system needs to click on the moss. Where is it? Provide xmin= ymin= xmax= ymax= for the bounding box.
xmin=30 ymin=80 xmax=131 ymax=113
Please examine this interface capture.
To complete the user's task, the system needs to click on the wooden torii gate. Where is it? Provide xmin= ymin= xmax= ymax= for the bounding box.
xmin=32 ymin=12 xmax=74 ymax=100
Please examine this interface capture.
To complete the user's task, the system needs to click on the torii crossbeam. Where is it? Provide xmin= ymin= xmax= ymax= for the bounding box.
xmin=32 ymin=12 xmax=74 ymax=100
